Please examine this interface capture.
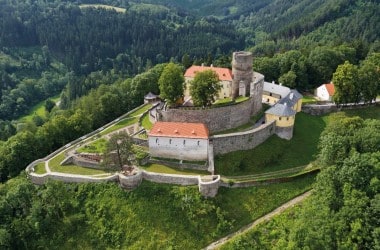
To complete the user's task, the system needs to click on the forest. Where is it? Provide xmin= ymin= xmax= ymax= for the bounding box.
xmin=0 ymin=0 xmax=379 ymax=248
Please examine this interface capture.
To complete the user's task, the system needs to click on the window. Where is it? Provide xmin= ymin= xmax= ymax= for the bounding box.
xmin=155 ymin=138 xmax=159 ymax=144
xmin=279 ymin=117 xmax=282 ymax=121
xmin=183 ymin=140 xmax=186 ymax=145
xmin=197 ymin=141 xmax=200 ymax=146
xmin=270 ymin=93 xmax=272 ymax=96
xmin=287 ymin=117 xmax=289 ymax=121
xmin=169 ymin=139 xmax=172 ymax=144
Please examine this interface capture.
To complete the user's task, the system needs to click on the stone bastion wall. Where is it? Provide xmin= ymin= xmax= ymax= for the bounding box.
xmin=28 ymin=170 xmax=221 ymax=197
xmin=158 ymin=98 xmax=260 ymax=133
xmin=211 ymin=121 xmax=276 ymax=155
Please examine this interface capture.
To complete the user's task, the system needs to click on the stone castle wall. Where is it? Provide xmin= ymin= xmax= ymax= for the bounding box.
xmin=159 ymin=98 xmax=259 ymax=133
xmin=212 ymin=121 xmax=275 ymax=155
xmin=142 ymin=171 xmax=199 ymax=185
xmin=275 ymin=126 xmax=294 ymax=140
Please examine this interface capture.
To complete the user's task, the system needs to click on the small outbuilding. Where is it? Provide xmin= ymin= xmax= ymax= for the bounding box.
xmin=315 ymin=83 xmax=335 ymax=102
xmin=144 ymin=92 xmax=160 ymax=104
xmin=148 ymin=122 xmax=209 ymax=161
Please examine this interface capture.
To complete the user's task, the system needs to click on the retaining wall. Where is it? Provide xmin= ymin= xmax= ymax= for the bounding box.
xmin=212 ymin=121 xmax=275 ymax=155
xmin=149 ymin=158 xmax=208 ymax=171
xmin=302 ymin=104 xmax=337 ymax=115
xmin=142 ymin=171 xmax=199 ymax=185
xmin=302 ymin=103 xmax=379 ymax=116
xmin=220 ymin=170 xmax=319 ymax=188
xmin=158 ymin=98 xmax=260 ymax=133
xmin=29 ymin=172 xmax=118 ymax=185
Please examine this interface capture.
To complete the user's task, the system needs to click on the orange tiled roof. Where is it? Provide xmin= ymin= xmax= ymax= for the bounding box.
xmin=184 ymin=65 xmax=232 ymax=81
xmin=149 ymin=122 xmax=209 ymax=139
xmin=325 ymin=83 xmax=335 ymax=96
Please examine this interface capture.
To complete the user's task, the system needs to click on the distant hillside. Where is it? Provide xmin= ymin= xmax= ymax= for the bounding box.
xmin=134 ymin=0 xmax=379 ymax=50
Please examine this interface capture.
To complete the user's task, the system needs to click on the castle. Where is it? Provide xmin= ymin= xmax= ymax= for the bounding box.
xmin=26 ymin=51 xmax=303 ymax=198
xmin=148 ymin=51 xmax=302 ymax=166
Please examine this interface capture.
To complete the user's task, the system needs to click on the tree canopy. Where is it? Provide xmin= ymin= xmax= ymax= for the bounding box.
xmin=158 ymin=63 xmax=184 ymax=105
xmin=189 ymin=70 xmax=221 ymax=107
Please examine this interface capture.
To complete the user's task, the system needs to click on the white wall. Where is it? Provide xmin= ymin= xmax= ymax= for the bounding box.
xmin=315 ymin=85 xmax=332 ymax=101
xmin=149 ymin=136 xmax=208 ymax=161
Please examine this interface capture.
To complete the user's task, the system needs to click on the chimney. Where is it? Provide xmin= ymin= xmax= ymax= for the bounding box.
xmin=272 ymin=81 xmax=275 ymax=84
xmin=210 ymin=64 xmax=213 ymax=67
xmin=290 ymin=93 xmax=294 ymax=100
xmin=201 ymin=63 xmax=204 ymax=67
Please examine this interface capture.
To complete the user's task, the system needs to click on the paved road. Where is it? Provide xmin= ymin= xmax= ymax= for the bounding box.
xmin=204 ymin=190 xmax=313 ymax=249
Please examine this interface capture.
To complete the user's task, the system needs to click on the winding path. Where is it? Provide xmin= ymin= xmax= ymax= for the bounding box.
xmin=204 ymin=190 xmax=313 ymax=249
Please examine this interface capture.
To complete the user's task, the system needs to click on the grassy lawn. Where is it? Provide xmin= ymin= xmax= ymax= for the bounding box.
xmin=49 ymin=153 xmax=111 ymax=175
xmin=219 ymin=197 xmax=308 ymax=250
xmin=128 ymin=103 xmax=152 ymax=117
xmin=100 ymin=104 xmax=151 ymax=135
xmin=141 ymin=113 xmax=153 ymax=130
xmin=302 ymin=95 xmax=318 ymax=104
xmin=100 ymin=117 xmax=138 ymax=135
xmin=215 ymin=106 xmax=379 ymax=176
xmin=19 ymin=95 xmax=60 ymax=122
xmin=339 ymin=105 xmax=380 ymax=120
xmin=34 ymin=162 xmax=46 ymax=174
xmin=216 ymin=173 xmax=316 ymax=234
xmin=141 ymin=163 xmax=209 ymax=176
xmin=77 ymin=138 xmax=107 ymax=154
xmin=213 ymin=96 xmax=249 ymax=107
xmin=215 ymin=112 xmax=326 ymax=176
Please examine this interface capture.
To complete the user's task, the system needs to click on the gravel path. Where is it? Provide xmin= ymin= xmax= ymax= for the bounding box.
xmin=204 ymin=190 xmax=313 ymax=249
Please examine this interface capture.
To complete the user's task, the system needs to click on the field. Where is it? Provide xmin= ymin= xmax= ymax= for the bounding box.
xmin=19 ymin=95 xmax=60 ymax=122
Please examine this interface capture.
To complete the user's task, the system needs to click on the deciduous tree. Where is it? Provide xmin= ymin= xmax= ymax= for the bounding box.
xmin=158 ymin=63 xmax=184 ymax=105
xmin=190 ymin=70 xmax=221 ymax=107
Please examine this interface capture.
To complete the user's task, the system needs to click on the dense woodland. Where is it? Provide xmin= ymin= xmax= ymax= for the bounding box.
xmin=0 ymin=0 xmax=379 ymax=248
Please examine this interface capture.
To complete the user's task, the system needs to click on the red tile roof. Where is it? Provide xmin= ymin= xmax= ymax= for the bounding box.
xmin=149 ymin=122 xmax=209 ymax=139
xmin=324 ymin=83 xmax=335 ymax=96
xmin=184 ymin=65 xmax=232 ymax=81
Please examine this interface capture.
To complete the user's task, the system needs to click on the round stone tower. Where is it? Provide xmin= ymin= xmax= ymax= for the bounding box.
xmin=231 ymin=51 xmax=253 ymax=100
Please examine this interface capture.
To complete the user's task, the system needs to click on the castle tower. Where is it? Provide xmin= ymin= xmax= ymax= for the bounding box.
xmin=231 ymin=51 xmax=253 ymax=100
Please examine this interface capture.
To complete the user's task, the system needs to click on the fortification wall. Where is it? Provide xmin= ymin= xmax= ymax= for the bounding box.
xmin=212 ymin=121 xmax=275 ymax=155
xmin=275 ymin=126 xmax=294 ymax=140
xmin=302 ymin=104 xmax=338 ymax=115
xmin=29 ymin=172 xmax=118 ymax=185
xmin=149 ymin=158 xmax=208 ymax=171
xmin=159 ymin=98 xmax=258 ymax=133
xmin=198 ymin=175 xmax=220 ymax=198
xmin=119 ymin=171 xmax=143 ymax=189
xmin=142 ymin=171 xmax=199 ymax=185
